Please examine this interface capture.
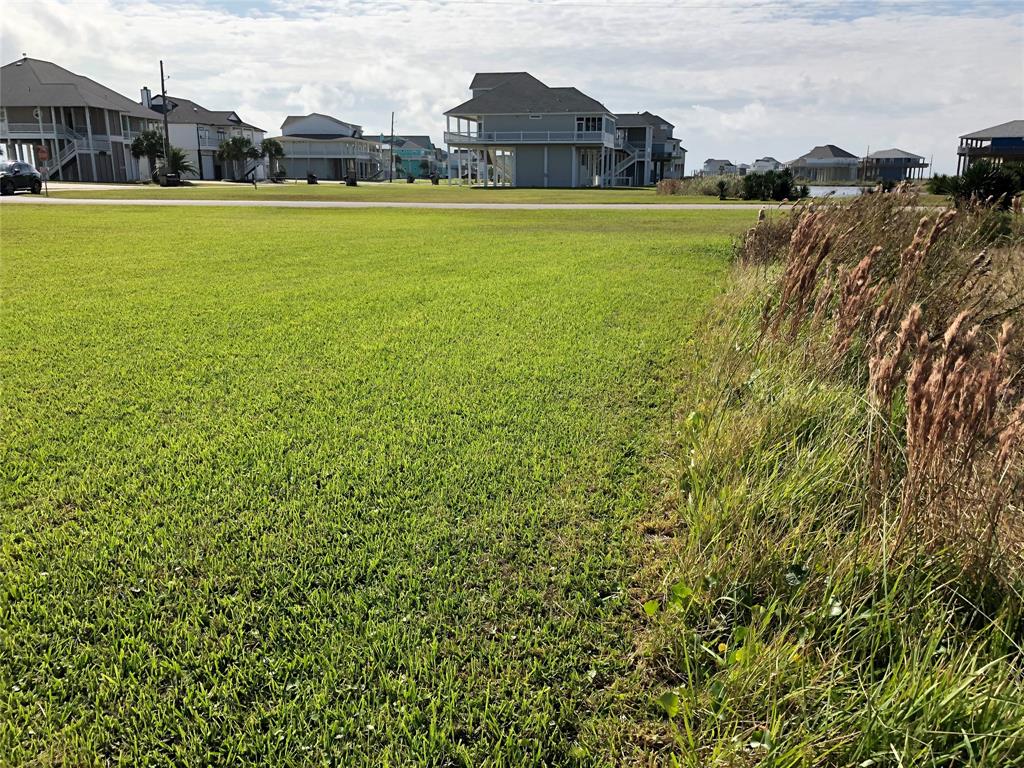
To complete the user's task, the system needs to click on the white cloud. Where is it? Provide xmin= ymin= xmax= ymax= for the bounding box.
xmin=3 ymin=0 xmax=1022 ymax=172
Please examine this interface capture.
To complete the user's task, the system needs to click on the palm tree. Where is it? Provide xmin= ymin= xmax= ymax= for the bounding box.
xmin=130 ymin=130 xmax=165 ymax=180
xmin=261 ymin=138 xmax=285 ymax=179
xmin=217 ymin=135 xmax=256 ymax=181
xmin=165 ymin=147 xmax=197 ymax=178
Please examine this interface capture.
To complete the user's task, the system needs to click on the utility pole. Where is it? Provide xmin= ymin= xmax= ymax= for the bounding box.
xmin=159 ymin=60 xmax=170 ymax=170
xmin=389 ymin=111 xmax=394 ymax=183
xmin=34 ymin=107 xmax=48 ymax=195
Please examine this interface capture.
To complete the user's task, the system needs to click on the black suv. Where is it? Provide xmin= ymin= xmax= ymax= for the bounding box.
xmin=0 ymin=161 xmax=43 ymax=195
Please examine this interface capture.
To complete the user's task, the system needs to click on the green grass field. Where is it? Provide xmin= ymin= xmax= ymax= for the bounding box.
xmin=46 ymin=181 xmax=763 ymax=205
xmin=0 ymin=204 xmax=754 ymax=764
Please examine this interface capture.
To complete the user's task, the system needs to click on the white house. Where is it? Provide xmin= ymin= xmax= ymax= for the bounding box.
xmin=144 ymin=90 xmax=266 ymax=180
xmin=269 ymin=113 xmax=383 ymax=181
xmin=749 ymin=156 xmax=784 ymax=173
xmin=703 ymin=158 xmax=738 ymax=175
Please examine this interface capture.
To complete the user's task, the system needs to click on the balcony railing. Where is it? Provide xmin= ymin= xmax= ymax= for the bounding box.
xmin=3 ymin=122 xmax=87 ymax=140
xmin=958 ymin=144 xmax=1024 ymax=157
xmin=651 ymin=142 xmax=684 ymax=159
xmin=283 ymin=141 xmax=383 ymax=160
xmin=444 ymin=130 xmax=612 ymax=145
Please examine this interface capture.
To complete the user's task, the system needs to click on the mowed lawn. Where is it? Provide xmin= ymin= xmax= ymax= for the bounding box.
xmin=47 ymin=180 xmax=761 ymax=205
xmin=1 ymin=205 xmax=751 ymax=765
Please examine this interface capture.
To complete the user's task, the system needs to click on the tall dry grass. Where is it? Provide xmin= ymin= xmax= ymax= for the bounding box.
xmin=753 ymin=187 xmax=1024 ymax=582
xmin=636 ymin=187 xmax=1024 ymax=765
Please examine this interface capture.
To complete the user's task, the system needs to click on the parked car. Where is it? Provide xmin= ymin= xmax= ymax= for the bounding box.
xmin=0 ymin=161 xmax=43 ymax=195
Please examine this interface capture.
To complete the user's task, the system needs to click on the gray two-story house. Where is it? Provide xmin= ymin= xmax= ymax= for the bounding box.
xmin=1 ymin=57 xmax=161 ymax=182
xmin=612 ymin=111 xmax=686 ymax=185
xmin=444 ymin=72 xmax=617 ymax=187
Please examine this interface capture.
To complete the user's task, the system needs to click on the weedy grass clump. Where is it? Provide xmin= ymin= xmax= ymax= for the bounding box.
xmin=639 ymin=187 xmax=1024 ymax=766
xmin=657 ymin=176 xmax=745 ymax=199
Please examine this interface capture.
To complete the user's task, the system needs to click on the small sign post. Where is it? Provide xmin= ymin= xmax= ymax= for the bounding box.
xmin=35 ymin=144 xmax=49 ymax=196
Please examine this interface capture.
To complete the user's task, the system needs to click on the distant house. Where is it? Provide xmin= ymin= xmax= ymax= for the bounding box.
xmin=447 ymin=148 xmax=480 ymax=180
xmin=737 ymin=163 xmax=750 ymax=176
xmin=0 ymin=57 xmax=161 ymax=181
xmin=444 ymin=72 xmax=615 ymax=187
xmin=444 ymin=72 xmax=681 ymax=187
xmin=146 ymin=91 xmax=265 ymax=180
xmin=271 ymin=113 xmax=382 ymax=181
xmin=703 ymin=158 xmax=737 ymax=176
xmin=612 ymin=111 xmax=686 ymax=185
xmin=957 ymin=120 xmax=1024 ymax=174
xmin=787 ymin=144 xmax=859 ymax=182
xmin=749 ymin=156 xmax=784 ymax=174
xmin=388 ymin=135 xmax=442 ymax=178
xmin=861 ymin=148 xmax=928 ymax=182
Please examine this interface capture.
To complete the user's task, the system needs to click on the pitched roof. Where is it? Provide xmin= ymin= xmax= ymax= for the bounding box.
xmin=394 ymin=135 xmax=434 ymax=150
xmin=704 ymin=158 xmax=735 ymax=165
xmin=753 ymin=156 xmax=781 ymax=163
xmin=152 ymin=95 xmax=263 ymax=131
xmin=281 ymin=112 xmax=361 ymax=133
xmin=959 ymin=120 xmax=1024 ymax=140
xmin=867 ymin=148 xmax=924 ymax=160
xmin=789 ymin=144 xmax=858 ymax=163
xmin=446 ymin=72 xmax=610 ymax=116
xmin=613 ymin=111 xmax=673 ymax=129
xmin=0 ymin=57 xmax=158 ymax=119
xmin=469 ymin=72 xmax=532 ymax=90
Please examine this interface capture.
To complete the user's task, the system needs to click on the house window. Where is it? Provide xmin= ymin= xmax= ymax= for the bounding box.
xmin=576 ymin=116 xmax=601 ymax=132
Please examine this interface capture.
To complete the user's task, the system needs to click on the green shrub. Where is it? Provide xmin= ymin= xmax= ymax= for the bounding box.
xmin=655 ymin=175 xmax=744 ymax=198
xmin=741 ymin=169 xmax=799 ymax=201
xmin=930 ymin=160 xmax=1024 ymax=209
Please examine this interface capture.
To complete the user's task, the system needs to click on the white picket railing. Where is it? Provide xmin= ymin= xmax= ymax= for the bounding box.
xmin=444 ymin=130 xmax=611 ymax=145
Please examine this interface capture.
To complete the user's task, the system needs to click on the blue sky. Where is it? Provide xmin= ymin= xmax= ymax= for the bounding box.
xmin=4 ymin=0 xmax=1023 ymax=173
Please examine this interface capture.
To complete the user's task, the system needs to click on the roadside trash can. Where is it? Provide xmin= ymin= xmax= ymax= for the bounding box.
xmin=307 ymin=173 xmax=318 ymax=185
xmin=406 ymin=175 xmax=415 ymax=183
xmin=430 ymin=173 xmax=439 ymax=186
xmin=160 ymin=172 xmax=180 ymax=187
xmin=345 ymin=175 xmax=357 ymax=187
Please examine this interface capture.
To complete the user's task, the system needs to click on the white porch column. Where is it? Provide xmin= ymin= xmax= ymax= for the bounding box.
xmin=544 ymin=146 xmax=548 ymax=188
xmin=50 ymin=106 xmax=62 ymax=180
xmin=482 ymin=149 xmax=488 ymax=188
xmin=83 ymin=107 xmax=98 ymax=181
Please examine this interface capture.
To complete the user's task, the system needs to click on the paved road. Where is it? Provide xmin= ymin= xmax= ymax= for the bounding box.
xmin=1 ymin=196 xmax=772 ymax=211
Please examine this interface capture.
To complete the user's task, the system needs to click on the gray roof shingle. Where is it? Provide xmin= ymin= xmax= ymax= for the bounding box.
xmin=469 ymin=72 xmax=534 ymax=91
xmin=446 ymin=73 xmax=610 ymax=117
xmin=1 ymin=57 xmax=159 ymax=119
xmin=959 ymin=120 xmax=1024 ymax=140
xmin=613 ymin=111 xmax=673 ymax=129
xmin=281 ymin=113 xmax=361 ymax=134
xmin=789 ymin=144 xmax=859 ymax=163
xmin=867 ymin=148 xmax=924 ymax=160
xmin=152 ymin=95 xmax=263 ymax=132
